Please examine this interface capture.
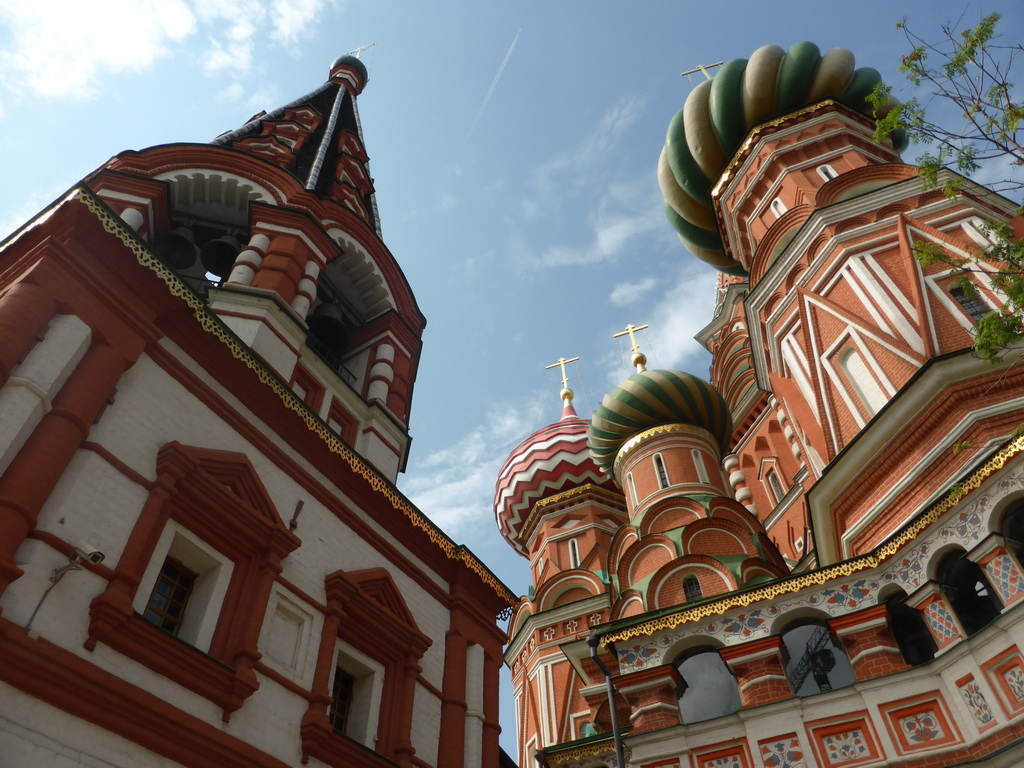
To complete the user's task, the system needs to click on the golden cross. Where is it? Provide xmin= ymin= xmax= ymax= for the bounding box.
xmin=680 ymin=61 xmax=724 ymax=80
xmin=545 ymin=356 xmax=580 ymax=390
xmin=613 ymin=324 xmax=648 ymax=352
xmin=613 ymin=324 xmax=649 ymax=372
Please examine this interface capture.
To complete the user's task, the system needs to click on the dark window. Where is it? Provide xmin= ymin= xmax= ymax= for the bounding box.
xmin=950 ymin=286 xmax=990 ymax=324
xmin=817 ymin=164 xmax=838 ymax=181
xmin=143 ymin=558 xmax=196 ymax=635
xmin=330 ymin=666 xmax=356 ymax=734
xmin=683 ymin=575 xmax=703 ymax=602
xmin=676 ymin=648 xmax=740 ymax=723
xmin=766 ymin=468 xmax=785 ymax=504
xmin=937 ymin=551 xmax=1002 ymax=636
xmin=884 ymin=592 xmax=937 ymax=666
xmin=654 ymin=454 xmax=669 ymax=489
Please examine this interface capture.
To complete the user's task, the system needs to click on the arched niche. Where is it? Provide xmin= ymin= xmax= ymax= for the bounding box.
xmin=936 ymin=549 xmax=1002 ymax=637
xmin=778 ymin=614 xmax=854 ymax=697
xmin=674 ymin=646 xmax=741 ymax=723
xmin=879 ymin=586 xmax=936 ymax=666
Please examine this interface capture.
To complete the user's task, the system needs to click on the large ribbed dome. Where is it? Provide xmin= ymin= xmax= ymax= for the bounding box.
xmin=660 ymin=41 xmax=907 ymax=274
xmin=495 ymin=407 xmax=615 ymax=557
xmin=587 ymin=369 xmax=732 ymax=473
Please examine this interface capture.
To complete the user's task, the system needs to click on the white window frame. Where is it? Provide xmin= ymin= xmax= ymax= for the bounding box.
xmin=568 ymin=538 xmax=581 ymax=569
xmin=816 ymin=164 xmax=838 ymax=182
xmin=332 ymin=640 xmax=385 ymax=749
xmin=133 ymin=520 xmax=233 ymax=652
xmin=770 ymin=197 xmax=788 ymax=218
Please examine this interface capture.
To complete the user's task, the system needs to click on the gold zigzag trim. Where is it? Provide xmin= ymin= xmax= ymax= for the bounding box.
xmin=76 ymin=189 xmax=516 ymax=607
xmin=601 ymin=433 xmax=1024 ymax=646
xmin=545 ymin=737 xmax=617 ymax=763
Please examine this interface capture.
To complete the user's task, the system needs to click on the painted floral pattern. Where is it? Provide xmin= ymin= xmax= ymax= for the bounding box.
xmin=1004 ymin=666 xmax=1024 ymax=702
xmin=760 ymin=736 xmax=806 ymax=768
xmin=822 ymin=730 xmax=868 ymax=764
xmin=959 ymin=680 xmax=995 ymax=724
xmin=899 ymin=711 xmax=942 ymax=743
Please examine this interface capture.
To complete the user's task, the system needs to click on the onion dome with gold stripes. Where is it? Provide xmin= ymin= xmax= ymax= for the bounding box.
xmin=587 ymin=369 xmax=732 ymax=473
xmin=495 ymin=401 xmax=616 ymax=557
xmin=660 ymin=41 xmax=908 ymax=275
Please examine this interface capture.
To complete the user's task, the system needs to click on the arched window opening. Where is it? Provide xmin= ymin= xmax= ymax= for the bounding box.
xmin=937 ymin=551 xmax=1002 ymax=636
xmin=568 ymin=538 xmax=581 ymax=569
xmin=770 ymin=197 xmax=788 ymax=218
xmin=683 ymin=575 xmax=703 ymax=602
xmin=675 ymin=648 xmax=740 ymax=723
xmin=838 ymin=346 xmax=888 ymax=417
xmin=627 ymin=472 xmax=638 ymax=506
xmin=781 ymin=620 xmax=854 ymax=696
xmin=950 ymin=285 xmax=990 ymax=324
xmin=1001 ymin=502 xmax=1024 ymax=566
xmin=816 ymin=164 xmax=838 ymax=182
xmin=884 ymin=591 xmax=937 ymax=666
xmin=691 ymin=449 xmax=710 ymax=484
xmin=654 ymin=454 xmax=670 ymax=489
xmin=765 ymin=467 xmax=785 ymax=505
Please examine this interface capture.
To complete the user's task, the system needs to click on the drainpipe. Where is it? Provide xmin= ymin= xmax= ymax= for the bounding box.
xmin=587 ymin=635 xmax=627 ymax=768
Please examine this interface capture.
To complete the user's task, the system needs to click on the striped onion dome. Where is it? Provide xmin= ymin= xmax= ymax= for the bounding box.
xmin=660 ymin=41 xmax=908 ymax=275
xmin=587 ymin=369 xmax=732 ymax=473
xmin=495 ymin=401 xmax=616 ymax=557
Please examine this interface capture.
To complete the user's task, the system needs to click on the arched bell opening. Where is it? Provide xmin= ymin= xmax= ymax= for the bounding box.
xmin=304 ymin=279 xmax=359 ymax=381
xmin=674 ymin=646 xmax=740 ymax=723
xmin=936 ymin=549 xmax=1002 ymax=637
xmin=881 ymin=588 xmax=937 ymax=666
xmin=151 ymin=219 xmax=246 ymax=290
xmin=779 ymin=618 xmax=854 ymax=697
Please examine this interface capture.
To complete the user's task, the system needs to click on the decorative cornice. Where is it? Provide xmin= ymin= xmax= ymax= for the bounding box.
xmin=75 ymin=188 xmax=516 ymax=607
xmin=612 ymin=422 xmax=709 ymax=476
xmin=601 ymin=433 xmax=1024 ymax=645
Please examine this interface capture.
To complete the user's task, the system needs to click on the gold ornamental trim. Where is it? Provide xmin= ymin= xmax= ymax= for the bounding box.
xmin=76 ymin=189 xmax=517 ymax=607
xmin=545 ymin=736 xmax=618 ymax=763
xmin=601 ymin=433 xmax=1024 ymax=645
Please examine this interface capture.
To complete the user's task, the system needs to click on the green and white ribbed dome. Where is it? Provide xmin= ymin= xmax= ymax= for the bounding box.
xmin=587 ymin=369 xmax=732 ymax=473
xmin=660 ymin=41 xmax=907 ymax=275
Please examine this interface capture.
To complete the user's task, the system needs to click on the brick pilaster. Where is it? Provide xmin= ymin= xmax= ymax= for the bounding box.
xmin=614 ymin=664 xmax=683 ymax=733
xmin=830 ymin=604 xmax=909 ymax=681
xmin=719 ymin=636 xmax=792 ymax=707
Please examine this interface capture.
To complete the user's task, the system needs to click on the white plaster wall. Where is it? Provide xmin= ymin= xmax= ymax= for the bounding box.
xmin=9 ymin=343 xmax=467 ymax=763
xmin=412 ymin=682 xmax=442 ymax=766
xmin=0 ymin=684 xmax=180 ymax=767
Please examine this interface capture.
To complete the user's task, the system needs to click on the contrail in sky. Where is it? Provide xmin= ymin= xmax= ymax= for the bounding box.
xmin=467 ymin=29 xmax=522 ymax=141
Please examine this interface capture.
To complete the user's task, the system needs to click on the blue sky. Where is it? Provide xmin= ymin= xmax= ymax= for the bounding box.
xmin=2 ymin=0 xmax=1022 ymax=755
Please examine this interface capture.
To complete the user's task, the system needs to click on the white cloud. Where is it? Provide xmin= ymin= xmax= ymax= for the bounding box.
xmin=644 ymin=264 xmax=719 ymax=371
xmin=609 ymin=277 xmax=657 ymax=306
xmin=270 ymin=0 xmax=331 ymax=45
xmin=218 ymin=82 xmax=245 ymax=102
xmin=0 ymin=0 xmax=332 ymax=103
xmin=400 ymin=395 xmax=548 ymax=537
xmin=0 ymin=0 xmax=196 ymax=98
xmin=517 ymin=175 xmax=666 ymax=270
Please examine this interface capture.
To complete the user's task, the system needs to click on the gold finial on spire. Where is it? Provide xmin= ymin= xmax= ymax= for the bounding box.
xmin=545 ymin=356 xmax=580 ymax=404
xmin=613 ymin=323 xmax=649 ymax=372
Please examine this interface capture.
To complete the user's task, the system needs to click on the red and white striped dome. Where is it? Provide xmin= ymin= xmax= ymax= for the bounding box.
xmin=494 ymin=402 xmax=615 ymax=557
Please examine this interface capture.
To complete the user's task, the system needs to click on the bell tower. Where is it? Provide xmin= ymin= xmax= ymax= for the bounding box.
xmin=87 ymin=55 xmax=424 ymax=480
